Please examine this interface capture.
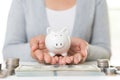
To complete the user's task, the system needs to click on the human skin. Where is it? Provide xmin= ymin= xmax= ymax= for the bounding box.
xmin=30 ymin=0 xmax=88 ymax=65
xmin=45 ymin=0 xmax=76 ymax=11
xmin=30 ymin=35 xmax=88 ymax=65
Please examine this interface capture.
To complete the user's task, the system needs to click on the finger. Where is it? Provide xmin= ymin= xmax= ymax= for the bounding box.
xmin=34 ymin=50 xmax=44 ymax=63
xmin=39 ymin=40 xmax=46 ymax=50
xmin=31 ymin=50 xmax=36 ymax=59
xmin=31 ymin=44 xmax=39 ymax=52
xmin=69 ymin=56 xmax=74 ymax=64
xmin=80 ymin=49 xmax=87 ymax=57
xmin=54 ymin=56 xmax=59 ymax=63
xmin=70 ymin=56 xmax=74 ymax=60
xmin=71 ymin=38 xmax=80 ymax=47
xmin=61 ymin=57 xmax=66 ymax=65
xmin=79 ymin=41 xmax=88 ymax=57
xmin=38 ymin=35 xmax=46 ymax=50
xmin=81 ymin=58 xmax=86 ymax=64
xmin=81 ymin=54 xmax=87 ymax=63
xmin=59 ymin=56 xmax=63 ymax=65
xmin=73 ymin=53 xmax=82 ymax=64
xmin=51 ymin=57 xmax=56 ymax=65
xmin=44 ymin=52 xmax=52 ymax=64
xmin=66 ymin=56 xmax=72 ymax=64
xmin=30 ymin=38 xmax=39 ymax=52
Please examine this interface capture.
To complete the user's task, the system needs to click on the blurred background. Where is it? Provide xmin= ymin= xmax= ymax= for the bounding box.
xmin=0 ymin=0 xmax=120 ymax=65
xmin=107 ymin=0 xmax=120 ymax=65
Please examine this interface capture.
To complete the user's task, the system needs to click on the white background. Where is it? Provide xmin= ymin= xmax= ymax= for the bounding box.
xmin=0 ymin=0 xmax=12 ymax=64
xmin=0 ymin=0 xmax=120 ymax=66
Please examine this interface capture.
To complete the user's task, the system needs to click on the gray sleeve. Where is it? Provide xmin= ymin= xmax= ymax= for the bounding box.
xmin=86 ymin=0 xmax=111 ymax=61
xmin=2 ymin=0 xmax=34 ymax=62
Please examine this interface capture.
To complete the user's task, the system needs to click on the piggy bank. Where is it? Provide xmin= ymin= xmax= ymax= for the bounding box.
xmin=45 ymin=27 xmax=71 ymax=57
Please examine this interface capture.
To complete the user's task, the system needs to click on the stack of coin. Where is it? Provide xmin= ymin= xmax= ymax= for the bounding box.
xmin=0 ymin=64 xmax=8 ymax=78
xmin=104 ymin=68 xmax=117 ymax=76
xmin=115 ymin=66 xmax=120 ymax=71
xmin=0 ymin=64 xmax=1 ymax=71
xmin=97 ymin=59 xmax=109 ymax=72
xmin=6 ymin=58 xmax=19 ymax=75
xmin=0 ymin=70 xmax=8 ymax=78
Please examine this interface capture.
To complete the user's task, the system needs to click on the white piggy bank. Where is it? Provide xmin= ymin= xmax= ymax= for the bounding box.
xmin=45 ymin=27 xmax=71 ymax=57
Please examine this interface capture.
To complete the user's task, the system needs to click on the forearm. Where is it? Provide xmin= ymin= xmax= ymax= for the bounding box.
xmin=3 ymin=43 xmax=35 ymax=62
xmin=86 ymin=0 xmax=111 ymax=61
xmin=86 ymin=44 xmax=111 ymax=61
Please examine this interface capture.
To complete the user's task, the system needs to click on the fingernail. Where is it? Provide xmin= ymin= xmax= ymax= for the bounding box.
xmin=66 ymin=58 xmax=70 ymax=63
xmin=32 ymin=46 xmax=35 ymax=50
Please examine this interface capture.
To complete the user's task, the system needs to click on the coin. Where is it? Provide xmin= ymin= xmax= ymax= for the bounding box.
xmin=97 ymin=59 xmax=109 ymax=68
xmin=0 ymin=70 xmax=7 ymax=78
xmin=97 ymin=63 xmax=109 ymax=68
xmin=6 ymin=58 xmax=19 ymax=69
xmin=97 ymin=59 xmax=109 ymax=63
xmin=115 ymin=66 xmax=120 ymax=71
xmin=7 ymin=69 xmax=15 ymax=75
xmin=5 ymin=58 xmax=19 ymax=75
xmin=104 ymin=68 xmax=117 ymax=75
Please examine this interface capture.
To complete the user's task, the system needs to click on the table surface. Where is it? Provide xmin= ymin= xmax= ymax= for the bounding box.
xmin=1 ymin=76 xmax=120 ymax=80
xmin=1 ymin=61 xmax=120 ymax=80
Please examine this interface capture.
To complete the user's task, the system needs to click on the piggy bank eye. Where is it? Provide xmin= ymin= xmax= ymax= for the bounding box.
xmin=56 ymin=43 xmax=58 ymax=46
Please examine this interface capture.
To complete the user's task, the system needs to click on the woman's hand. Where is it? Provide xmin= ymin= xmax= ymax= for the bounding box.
xmin=30 ymin=35 xmax=88 ymax=65
xmin=59 ymin=37 xmax=88 ymax=65
xmin=30 ymin=35 xmax=58 ymax=64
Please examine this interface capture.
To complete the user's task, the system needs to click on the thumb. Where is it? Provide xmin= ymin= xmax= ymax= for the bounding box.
xmin=79 ymin=42 xmax=88 ymax=57
xmin=32 ymin=44 xmax=38 ymax=52
xmin=39 ymin=40 xmax=45 ymax=49
xmin=39 ymin=35 xmax=46 ymax=49
xmin=30 ymin=39 xmax=39 ymax=52
xmin=80 ymin=49 xmax=87 ymax=57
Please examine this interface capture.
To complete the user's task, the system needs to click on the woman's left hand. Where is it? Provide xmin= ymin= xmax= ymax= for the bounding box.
xmin=59 ymin=37 xmax=88 ymax=65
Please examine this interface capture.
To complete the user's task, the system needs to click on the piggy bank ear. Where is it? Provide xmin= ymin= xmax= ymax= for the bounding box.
xmin=47 ymin=27 xmax=52 ymax=34
xmin=61 ymin=27 xmax=69 ymax=35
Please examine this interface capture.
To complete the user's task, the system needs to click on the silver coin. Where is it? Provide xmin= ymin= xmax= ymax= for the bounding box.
xmin=0 ymin=70 xmax=8 ymax=78
xmin=7 ymin=69 xmax=15 ymax=75
xmin=116 ymin=71 xmax=120 ymax=74
xmin=6 ymin=58 xmax=19 ymax=69
xmin=115 ymin=66 xmax=120 ymax=71
xmin=97 ymin=63 xmax=109 ymax=68
xmin=5 ymin=58 xmax=19 ymax=76
xmin=104 ymin=68 xmax=117 ymax=75
xmin=6 ymin=58 xmax=19 ymax=64
xmin=97 ymin=59 xmax=109 ymax=68
xmin=97 ymin=59 xmax=109 ymax=63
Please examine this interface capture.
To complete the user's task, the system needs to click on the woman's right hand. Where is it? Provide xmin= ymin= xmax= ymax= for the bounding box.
xmin=30 ymin=35 xmax=58 ymax=64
